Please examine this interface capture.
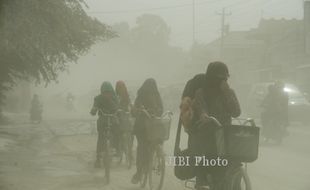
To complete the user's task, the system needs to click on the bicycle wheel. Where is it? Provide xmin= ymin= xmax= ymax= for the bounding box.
xmin=148 ymin=146 xmax=165 ymax=190
xmin=103 ymin=139 xmax=112 ymax=184
xmin=140 ymin=171 xmax=148 ymax=188
xmin=125 ymin=133 xmax=133 ymax=169
xmin=230 ymin=167 xmax=251 ymax=190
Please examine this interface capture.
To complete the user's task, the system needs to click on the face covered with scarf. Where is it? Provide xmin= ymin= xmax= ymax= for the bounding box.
xmin=205 ymin=61 xmax=230 ymax=91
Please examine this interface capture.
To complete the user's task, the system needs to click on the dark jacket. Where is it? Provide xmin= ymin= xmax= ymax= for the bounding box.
xmin=91 ymin=94 xmax=118 ymax=116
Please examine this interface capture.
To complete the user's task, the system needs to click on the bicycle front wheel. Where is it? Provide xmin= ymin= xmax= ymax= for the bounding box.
xmin=148 ymin=146 xmax=165 ymax=190
xmin=230 ymin=167 xmax=251 ymax=190
xmin=103 ymin=139 xmax=112 ymax=184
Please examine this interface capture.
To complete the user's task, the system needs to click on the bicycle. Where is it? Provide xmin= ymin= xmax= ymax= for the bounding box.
xmin=138 ymin=108 xmax=173 ymax=190
xmin=97 ymin=109 xmax=118 ymax=185
xmin=184 ymin=118 xmax=255 ymax=190
xmin=117 ymin=109 xmax=134 ymax=169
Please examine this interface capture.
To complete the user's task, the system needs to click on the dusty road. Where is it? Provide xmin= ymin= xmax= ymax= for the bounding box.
xmin=0 ymin=114 xmax=309 ymax=190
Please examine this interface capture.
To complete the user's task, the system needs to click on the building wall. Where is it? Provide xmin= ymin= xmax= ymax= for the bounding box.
xmin=305 ymin=1 xmax=310 ymax=54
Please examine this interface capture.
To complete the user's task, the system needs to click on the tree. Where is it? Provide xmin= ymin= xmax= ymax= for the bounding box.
xmin=0 ymin=0 xmax=114 ymax=108
xmin=131 ymin=14 xmax=170 ymax=49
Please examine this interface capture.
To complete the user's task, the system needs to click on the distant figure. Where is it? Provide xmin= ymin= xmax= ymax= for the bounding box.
xmin=66 ymin=92 xmax=75 ymax=111
xmin=261 ymin=81 xmax=289 ymax=143
xmin=30 ymin=94 xmax=43 ymax=123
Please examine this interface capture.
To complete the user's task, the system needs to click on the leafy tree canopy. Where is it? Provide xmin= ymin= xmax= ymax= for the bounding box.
xmin=0 ymin=0 xmax=114 ymax=104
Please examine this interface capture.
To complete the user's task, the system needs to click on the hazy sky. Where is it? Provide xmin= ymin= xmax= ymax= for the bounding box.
xmin=35 ymin=0 xmax=305 ymax=98
xmin=85 ymin=0 xmax=304 ymax=49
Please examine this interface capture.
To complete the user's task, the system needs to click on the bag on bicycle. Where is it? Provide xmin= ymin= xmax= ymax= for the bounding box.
xmin=146 ymin=117 xmax=171 ymax=142
xmin=223 ymin=124 xmax=260 ymax=162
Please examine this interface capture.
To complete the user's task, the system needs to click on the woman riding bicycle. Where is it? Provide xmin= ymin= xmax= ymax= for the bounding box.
xmin=131 ymin=78 xmax=163 ymax=184
xmin=115 ymin=80 xmax=134 ymax=167
xmin=182 ymin=62 xmax=241 ymax=190
xmin=90 ymin=81 xmax=118 ymax=170
xmin=115 ymin=80 xmax=132 ymax=111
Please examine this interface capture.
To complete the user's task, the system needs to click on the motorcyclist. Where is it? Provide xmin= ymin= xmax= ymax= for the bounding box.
xmin=181 ymin=62 xmax=241 ymax=190
xmin=261 ymin=81 xmax=289 ymax=142
xmin=90 ymin=81 xmax=118 ymax=171
xmin=131 ymin=78 xmax=163 ymax=184
xmin=30 ymin=94 xmax=43 ymax=123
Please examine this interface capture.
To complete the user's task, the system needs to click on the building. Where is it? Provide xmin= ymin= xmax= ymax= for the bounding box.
xmin=201 ymin=1 xmax=310 ymax=92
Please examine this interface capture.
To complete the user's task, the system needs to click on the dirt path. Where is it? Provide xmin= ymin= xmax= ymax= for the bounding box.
xmin=0 ymin=117 xmax=183 ymax=190
xmin=0 ymin=115 xmax=310 ymax=190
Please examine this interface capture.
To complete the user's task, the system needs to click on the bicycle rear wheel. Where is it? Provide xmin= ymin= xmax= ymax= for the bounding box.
xmin=148 ymin=146 xmax=165 ymax=190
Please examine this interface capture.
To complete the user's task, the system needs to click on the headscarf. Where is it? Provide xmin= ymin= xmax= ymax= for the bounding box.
xmin=115 ymin=80 xmax=130 ymax=107
xmin=136 ymin=78 xmax=163 ymax=111
xmin=100 ymin=81 xmax=117 ymax=102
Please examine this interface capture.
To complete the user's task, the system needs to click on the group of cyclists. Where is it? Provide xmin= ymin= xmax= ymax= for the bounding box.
xmin=28 ymin=61 xmax=289 ymax=190
xmin=89 ymin=61 xmax=241 ymax=189
xmin=90 ymin=79 xmax=165 ymax=185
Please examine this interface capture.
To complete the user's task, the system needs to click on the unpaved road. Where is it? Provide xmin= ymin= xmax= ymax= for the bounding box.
xmin=0 ymin=114 xmax=310 ymax=190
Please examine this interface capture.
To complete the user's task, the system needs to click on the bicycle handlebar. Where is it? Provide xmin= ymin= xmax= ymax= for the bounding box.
xmin=137 ymin=108 xmax=173 ymax=120
xmin=98 ymin=108 xmax=118 ymax=118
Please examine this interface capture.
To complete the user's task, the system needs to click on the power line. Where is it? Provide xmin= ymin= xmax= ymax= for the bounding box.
xmin=86 ymin=0 xmax=220 ymax=15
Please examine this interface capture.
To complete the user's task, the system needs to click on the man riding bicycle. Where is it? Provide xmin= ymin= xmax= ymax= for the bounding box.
xmin=90 ymin=81 xmax=119 ymax=171
xmin=180 ymin=62 xmax=241 ymax=190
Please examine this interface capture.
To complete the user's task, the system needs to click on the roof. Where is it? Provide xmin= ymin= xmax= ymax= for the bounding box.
xmin=206 ymin=31 xmax=263 ymax=48
xmin=249 ymin=18 xmax=303 ymax=41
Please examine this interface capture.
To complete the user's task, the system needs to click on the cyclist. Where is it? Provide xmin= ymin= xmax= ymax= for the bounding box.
xmin=115 ymin=80 xmax=133 ymax=158
xmin=90 ymin=81 xmax=118 ymax=170
xmin=30 ymin=94 xmax=43 ymax=123
xmin=131 ymin=78 xmax=163 ymax=184
xmin=115 ymin=80 xmax=132 ymax=111
xmin=181 ymin=62 xmax=241 ymax=190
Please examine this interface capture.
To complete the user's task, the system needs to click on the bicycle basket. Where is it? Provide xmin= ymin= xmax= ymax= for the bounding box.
xmin=224 ymin=125 xmax=260 ymax=162
xmin=146 ymin=117 xmax=171 ymax=142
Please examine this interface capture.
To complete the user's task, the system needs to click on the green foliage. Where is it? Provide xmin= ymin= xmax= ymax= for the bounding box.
xmin=0 ymin=0 xmax=115 ymax=105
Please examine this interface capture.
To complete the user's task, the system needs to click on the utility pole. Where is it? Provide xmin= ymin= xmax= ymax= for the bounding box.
xmin=192 ymin=0 xmax=196 ymax=45
xmin=217 ymin=8 xmax=231 ymax=58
